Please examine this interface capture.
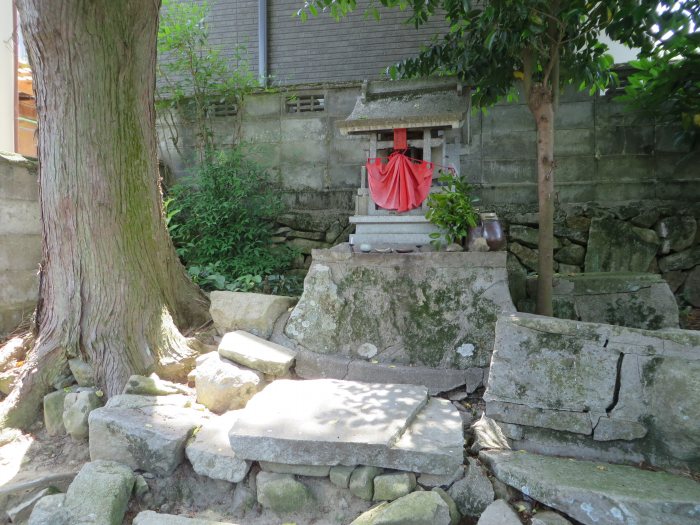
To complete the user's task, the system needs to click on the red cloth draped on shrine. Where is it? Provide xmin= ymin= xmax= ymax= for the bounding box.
xmin=366 ymin=152 xmax=434 ymax=212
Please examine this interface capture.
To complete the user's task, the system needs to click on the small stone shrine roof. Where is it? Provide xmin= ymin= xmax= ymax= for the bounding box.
xmin=337 ymin=77 xmax=468 ymax=135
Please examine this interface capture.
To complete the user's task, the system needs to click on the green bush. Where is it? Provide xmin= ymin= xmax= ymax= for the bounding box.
xmin=166 ymin=148 xmax=296 ymax=291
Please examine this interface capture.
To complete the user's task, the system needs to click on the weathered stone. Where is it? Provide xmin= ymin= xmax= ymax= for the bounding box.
xmin=63 ymin=389 xmax=102 ymax=440
xmin=133 ymin=511 xmax=235 ymax=524
xmin=447 ymin=457 xmax=494 ymax=517
xmin=123 ymin=373 xmax=189 ymax=396
xmin=663 ymin=270 xmax=688 ymax=293
xmin=564 ymin=215 xmax=591 ymax=232
xmin=0 ymin=368 xmax=19 ymax=395
xmin=209 ymin=291 xmax=296 ymax=338
xmin=29 ymin=461 xmax=134 ymax=525
xmin=554 ymin=244 xmax=585 ymax=266
xmin=88 ymin=396 xmax=202 ymax=476
xmin=481 ymin=450 xmax=700 ymax=525
xmin=294 ymin=348 xmax=351 ymax=379
xmin=553 ymin=224 xmax=588 ymax=245
xmin=217 ymin=330 xmax=296 ymax=376
xmin=288 ymin=229 xmax=326 ymax=241
xmin=432 ymin=487 xmax=461 ymax=525
xmin=6 ymin=487 xmax=59 ymax=524
xmin=417 ymin=465 xmax=464 ymax=489
xmin=683 ymin=265 xmax=700 ymax=307
xmin=330 ymin=465 xmax=356 ymax=488
xmin=485 ymin=313 xmax=700 ymax=470
xmin=67 ymin=358 xmax=94 ymax=387
xmin=259 ymin=462 xmax=330 ymax=477
xmin=655 ymin=215 xmax=697 ymax=252
xmin=470 ymin=414 xmax=511 ymax=452
xmin=506 ymin=253 xmax=528 ymax=308
xmin=557 ymin=263 xmax=581 ymax=274
xmin=288 ymin=237 xmax=331 ymax=254
xmin=530 ymin=511 xmax=574 ymax=525
xmin=373 ymin=472 xmax=416 ymax=501
xmin=229 ymin=379 xmax=463 ymax=475
xmin=508 ymin=225 xmax=539 ymax=248
xmin=349 ymin=502 xmax=391 ymax=525
xmin=659 ymin=246 xmax=700 ymax=272
xmin=43 ymin=390 xmax=69 ymax=436
xmin=350 ymin=466 xmax=384 ymax=500
xmin=630 ymin=209 xmax=660 ymax=228
xmin=353 ymin=491 xmax=452 ymax=525
xmin=525 ymin=272 xmax=679 ymax=330
xmin=27 ymin=494 xmax=68 ymax=525
xmin=255 ymin=471 xmax=312 ymax=513
xmin=585 ymin=218 xmax=659 ymax=272
xmin=476 ymin=500 xmax=521 ymax=525
xmin=593 ymin=417 xmax=647 ymax=441
xmin=509 ymin=242 xmax=538 ymax=272
xmin=186 ymin=411 xmax=251 ymax=483
xmin=284 ymin=250 xmax=515 ymax=369
xmin=193 ymin=352 xmax=265 ymax=414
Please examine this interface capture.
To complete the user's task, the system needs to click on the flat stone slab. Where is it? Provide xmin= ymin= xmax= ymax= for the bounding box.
xmin=218 ymin=330 xmax=296 ymax=376
xmin=480 ymin=450 xmax=700 ymax=525
xmin=229 ymin=379 xmax=463 ymax=474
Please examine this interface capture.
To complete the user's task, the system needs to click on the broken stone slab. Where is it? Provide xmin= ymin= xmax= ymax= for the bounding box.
xmin=350 ymin=490 xmax=452 ymax=525
xmin=476 ymin=499 xmax=521 ymax=525
xmin=6 ymin=487 xmax=59 ymax=524
xmin=28 ymin=460 xmax=134 ymax=525
xmin=255 ymin=471 xmax=312 ymax=513
xmin=229 ymin=379 xmax=463 ymax=475
xmin=218 ymin=330 xmax=296 ymax=376
xmin=480 ymin=450 xmax=700 ymax=525
xmin=89 ymin=395 xmax=205 ymax=476
xmin=485 ymin=401 xmax=593 ymax=435
xmin=186 ymin=411 xmax=251 ymax=483
xmin=259 ymin=462 xmax=331 ymax=477
xmin=193 ymin=352 xmax=265 ymax=414
xmin=133 ymin=511 xmax=235 ymax=524
xmin=448 ymin=457 xmax=494 ymax=517
xmin=592 ymin=416 xmax=647 ymax=441
xmin=210 ymin=291 xmax=296 ymax=338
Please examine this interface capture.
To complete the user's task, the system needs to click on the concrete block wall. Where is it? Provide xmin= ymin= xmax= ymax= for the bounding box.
xmin=0 ymin=153 xmax=40 ymax=336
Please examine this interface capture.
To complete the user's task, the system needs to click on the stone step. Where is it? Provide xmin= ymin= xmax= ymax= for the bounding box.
xmin=349 ymin=232 xmax=435 ymax=246
xmin=228 ymin=379 xmax=464 ymax=475
xmin=480 ymin=450 xmax=700 ymax=525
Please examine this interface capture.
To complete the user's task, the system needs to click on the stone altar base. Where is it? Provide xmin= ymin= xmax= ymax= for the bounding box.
xmin=228 ymin=379 xmax=464 ymax=475
xmin=283 ymin=245 xmax=515 ymax=372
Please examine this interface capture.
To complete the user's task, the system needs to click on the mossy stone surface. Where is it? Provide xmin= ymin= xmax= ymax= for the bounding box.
xmin=255 ymin=472 xmax=312 ymax=513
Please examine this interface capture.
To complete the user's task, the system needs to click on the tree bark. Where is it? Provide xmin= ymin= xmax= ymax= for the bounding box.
xmin=528 ymin=84 xmax=555 ymax=317
xmin=3 ymin=0 xmax=209 ymax=429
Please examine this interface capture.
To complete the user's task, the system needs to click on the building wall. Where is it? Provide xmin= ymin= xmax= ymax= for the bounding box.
xmin=0 ymin=153 xmax=40 ymax=336
xmin=205 ymin=0 xmax=446 ymax=84
xmin=0 ymin=4 xmax=15 ymax=153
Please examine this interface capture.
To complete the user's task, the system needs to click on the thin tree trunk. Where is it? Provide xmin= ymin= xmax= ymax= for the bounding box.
xmin=528 ymin=84 xmax=555 ymax=317
xmin=2 ymin=0 xmax=209 ymax=429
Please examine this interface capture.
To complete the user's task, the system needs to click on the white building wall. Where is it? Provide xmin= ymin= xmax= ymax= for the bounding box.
xmin=0 ymin=2 xmax=15 ymax=153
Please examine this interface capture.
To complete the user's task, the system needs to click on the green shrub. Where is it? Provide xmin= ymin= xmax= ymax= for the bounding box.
xmin=166 ymin=148 xmax=296 ymax=291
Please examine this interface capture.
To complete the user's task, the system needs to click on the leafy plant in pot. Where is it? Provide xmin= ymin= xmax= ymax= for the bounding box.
xmin=426 ymin=171 xmax=480 ymax=249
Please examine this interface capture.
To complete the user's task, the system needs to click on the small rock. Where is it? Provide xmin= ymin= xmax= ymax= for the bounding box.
xmin=330 ymin=465 xmax=356 ymax=488
xmin=683 ymin=265 xmax=700 ymax=307
xmin=255 ymin=471 xmax=312 ymax=513
xmin=373 ymin=472 xmax=416 ymax=501
xmin=445 ymin=243 xmax=464 ymax=252
xmin=469 ymin=237 xmax=490 ymax=252
xmin=210 ymin=291 xmax=296 ymax=338
xmin=123 ymin=373 xmax=189 ymax=396
xmin=67 ymin=358 xmax=94 ymax=387
xmin=531 ymin=510 xmax=574 ymax=525
xmin=194 ymin=352 xmax=265 ymax=414
xmin=471 ymin=414 xmax=511 ymax=452
xmin=7 ymin=487 xmax=60 ymax=524
xmin=27 ymin=494 xmax=68 ymax=525
xmin=352 ymin=490 xmax=452 ymax=525
xmin=659 ymin=245 xmax=700 ymax=272
xmin=432 ymin=487 xmax=461 ymax=525
xmin=655 ymin=215 xmax=697 ymax=252
xmin=356 ymin=342 xmax=378 ymax=359
xmin=490 ymin=477 xmax=516 ymax=502
xmin=52 ymin=374 xmax=75 ymax=390
xmin=513 ymin=499 xmax=532 ymax=513
xmin=448 ymin=457 xmax=494 ymax=517
xmin=133 ymin=474 xmax=150 ymax=500
xmin=554 ymin=244 xmax=585 ymax=266
xmin=349 ymin=466 xmax=383 ymax=501
xmin=259 ymin=461 xmax=330 ymax=477
xmin=476 ymin=499 xmax=521 ymax=525
xmin=509 ymin=242 xmax=538 ymax=272
xmin=557 ymin=263 xmax=581 ymax=274
xmin=417 ymin=465 xmax=464 ymax=489
xmin=44 ymin=390 xmax=70 ymax=436
xmin=63 ymin=389 xmax=102 ymax=440
xmin=186 ymin=411 xmax=251 ymax=483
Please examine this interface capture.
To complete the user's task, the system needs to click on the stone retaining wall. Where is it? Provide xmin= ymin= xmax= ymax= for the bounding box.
xmin=0 ymin=152 xmax=40 ymax=336
xmin=484 ymin=313 xmax=700 ymax=473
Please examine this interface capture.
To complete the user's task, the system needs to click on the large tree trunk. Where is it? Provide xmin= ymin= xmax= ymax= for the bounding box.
xmin=528 ymin=84 xmax=555 ymax=317
xmin=2 ymin=0 xmax=209 ymax=429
